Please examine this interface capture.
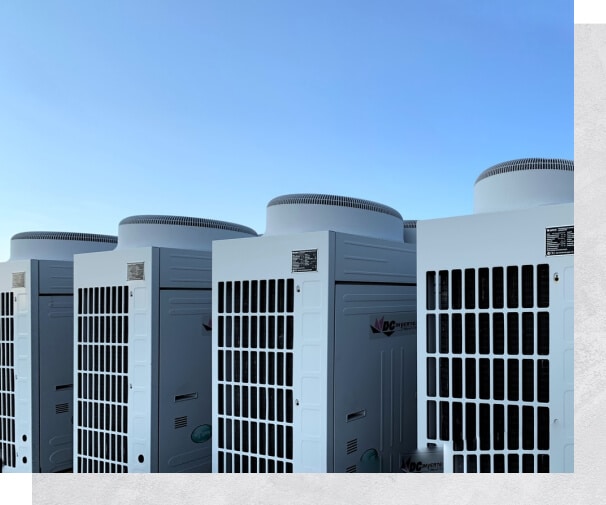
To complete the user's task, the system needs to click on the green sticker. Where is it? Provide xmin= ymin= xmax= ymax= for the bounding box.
xmin=191 ymin=424 xmax=212 ymax=444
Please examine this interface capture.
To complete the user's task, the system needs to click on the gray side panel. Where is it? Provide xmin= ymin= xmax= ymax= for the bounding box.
xmin=158 ymin=290 xmax=212 ymax=472
xmin=38 ymin=295 xmax=73 ymax=472
xmin=334 ymin=233 xmax=416 ymax=284
xmin=38 ymin=261 xmax=73 ymax=295
xmin=333 ymin=284 xmax=417 ymax=473
xmin=159 ymin=249 xmax=212 ymax=289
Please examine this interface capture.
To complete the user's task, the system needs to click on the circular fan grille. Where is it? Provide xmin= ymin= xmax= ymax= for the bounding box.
xmin=11 ymin=231 xmax=117 ymax=243
xmin=475 ymin=158 xmax=573 ymax=184
xmin=119 ymin=215 xmax=257 ymax=235
xmin=267 ymin=194 xmax=402 ymax=219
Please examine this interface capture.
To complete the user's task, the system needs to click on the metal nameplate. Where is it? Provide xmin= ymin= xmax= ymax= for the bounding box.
xmin=12 ymin=272 xmax=25 ymax=288
xmin=292 ymin=249 xmax=318 ymax=272
xmin=546 ymin=225 xmax=574 ymax=256
xmin=127 ymin=262 xmax=145 ymax=281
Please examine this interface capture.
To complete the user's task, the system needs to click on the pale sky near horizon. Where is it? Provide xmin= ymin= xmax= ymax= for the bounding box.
xmin=0 ymin=1 xmax=572 ymax=261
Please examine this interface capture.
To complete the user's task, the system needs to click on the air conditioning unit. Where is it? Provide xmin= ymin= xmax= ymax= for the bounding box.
xmin=212 ymin=194 xmax=417 ymax=473
xmin=417 ymin=158 xmax=574 ymax=473
xmin=0 ymin=231 xmax=117 ymax=473
xmin=72 ymin=215 xmax=256 ymax=473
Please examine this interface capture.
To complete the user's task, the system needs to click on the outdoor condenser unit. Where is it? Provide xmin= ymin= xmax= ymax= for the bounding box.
xmin=212 ymin=194 xmax=417 ymax=473
xmin=417 ymin=158 xmax=574 ymax=473
xmin=73 ymin=215 xmax=257 ymax=473
xmin=0 ymin=231 xmax=117 ymax=473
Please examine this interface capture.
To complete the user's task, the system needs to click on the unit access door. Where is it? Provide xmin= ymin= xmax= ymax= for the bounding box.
xmin=38 ymin=295 xmax=74 ymax=472
xmin=332 ymin=284 xmax=417 ymax=473
xmin=158 ymin=289 xmax=212 ymax=472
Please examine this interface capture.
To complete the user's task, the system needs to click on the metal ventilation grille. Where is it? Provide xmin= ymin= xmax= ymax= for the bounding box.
xmin=267 ymin=194 xmax=403 ymax=219
xmin=0 ymin=292 xmax=16 ymax=469
xmin=217 ymin=279 xmax=295 ymax=473
xmin=425 ymin=265 xmax=551 ymax=473
xmin=55 ymin=403 xmax=70 ymax=414
xmin=119 ymin=215 xmax=257 ymax=235
xmin=76 ymin=286 xmax=129 ymax=473
xmin=11 ymin=231 xmax=118 ymax=243
xmin=174 ymin=416 xmax=188 ymax=429
xmin=475 ymin=158 xmax=574 ymax=184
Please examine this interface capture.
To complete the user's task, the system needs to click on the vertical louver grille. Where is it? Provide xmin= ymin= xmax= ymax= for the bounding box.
xmin=76 ymin=286 xmax=129 ymax=473
xmin=217 ymin=279 xmax=295 ymax=473
xmin=426 ymin=265 xmax=551 ymax=473
xmin=0 ymin=292 xmax=15 ymax=469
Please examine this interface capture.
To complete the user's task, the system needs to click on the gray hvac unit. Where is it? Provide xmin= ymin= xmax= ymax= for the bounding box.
xmin=417 ymin=158 xmax=574 ymax=473
xmin=212 ymin=194 xmax=418 ymax=473
xmin=0 ymin=231 xmax=117 ymax=473
xmin=72 ymin=215 xmax=256 ymax=473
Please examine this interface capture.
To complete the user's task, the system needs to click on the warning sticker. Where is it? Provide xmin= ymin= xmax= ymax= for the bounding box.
xmin=546 ymin=226 xmax=574 ymax=256
xmin=292 ymin=249 xmax=318 ymax=272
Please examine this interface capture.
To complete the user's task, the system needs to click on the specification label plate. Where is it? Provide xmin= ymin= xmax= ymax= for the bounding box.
xmin=546 ymin=225 xmax=574 ymax=256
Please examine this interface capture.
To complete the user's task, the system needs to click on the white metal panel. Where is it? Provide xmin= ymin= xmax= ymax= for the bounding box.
xmin=129 ymin=275 xmax=155 ymax=473
xmin=212 ymin=231 xmax=331 ymax=473
xmin=1 ymin=260 xmax=35 ymax=473
xmin=0 ymin=264 xmax=19 ymax=472
xmin=73 ymin=247 xmax=156 ymax=473
xmin=417 ymin=202 xmax=573 ymax=473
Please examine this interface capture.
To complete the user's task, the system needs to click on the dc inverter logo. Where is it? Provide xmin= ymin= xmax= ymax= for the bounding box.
xmin=370 ymin=317 xmax=397 ymax=336
xmin=401 ymin=456 xmax=443 ymax=473
xmin=202 ymin=317 xmax=212 ymax=332
xmin=369 ymin=314 xmax=416 ymax=338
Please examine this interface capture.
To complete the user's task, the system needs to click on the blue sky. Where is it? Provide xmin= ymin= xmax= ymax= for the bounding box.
xmin=0 ymin=1 xmax=573 ymax=261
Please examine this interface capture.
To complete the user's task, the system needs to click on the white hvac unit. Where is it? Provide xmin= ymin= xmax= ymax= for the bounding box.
xmin=0 ymin=231 xmax=117 ymax=473
xmin=72 ymin=215 xmax=256 ymax=473
xmin=417 ymin=158 xmax=574 ymax=473
xmin=212 ymin=194 xmax=418 ymax=473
